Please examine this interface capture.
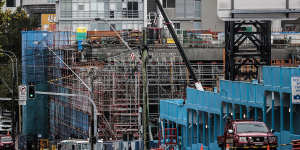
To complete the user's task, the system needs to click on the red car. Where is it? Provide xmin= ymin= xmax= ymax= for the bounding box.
xmin=218 ymin=119 xmax=277 ymax=150
xmin=0 ymin=136 xmax=14 ymax=150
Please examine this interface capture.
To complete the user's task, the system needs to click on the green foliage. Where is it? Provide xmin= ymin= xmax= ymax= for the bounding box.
xmin=0 ymin=2 xmax=36 ymax=108
xmin=0 ymin=3 xmax=39 ymax=60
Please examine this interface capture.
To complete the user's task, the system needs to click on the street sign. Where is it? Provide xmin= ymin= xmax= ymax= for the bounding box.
xmin=18 ymin=85 xmax=27 ymax=105
xmin=291 ymin=77 xmax=300 ymax=104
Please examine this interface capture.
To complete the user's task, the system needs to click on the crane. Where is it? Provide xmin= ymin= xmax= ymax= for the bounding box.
xmin=155 ymin=0 xmax=204 ymax=91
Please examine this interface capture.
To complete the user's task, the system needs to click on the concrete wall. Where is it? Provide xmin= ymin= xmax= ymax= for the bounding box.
xmin=201 ymin=0 xmax=224 ymax=32
xmin=157 ymin=0 xmax=224 ymax=31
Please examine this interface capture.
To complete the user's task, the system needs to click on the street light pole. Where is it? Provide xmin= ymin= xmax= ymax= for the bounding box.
xmin=35 ymin=91 xmax=97 ymax=146
xmin=47 ymin=48 xmax=97 ymax=150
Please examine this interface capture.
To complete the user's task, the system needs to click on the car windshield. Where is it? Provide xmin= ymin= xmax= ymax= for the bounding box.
xmin=236 ymin=123 xmax=268 ymax=133
xmin=1 ymin=136 xmax=12 ymax=142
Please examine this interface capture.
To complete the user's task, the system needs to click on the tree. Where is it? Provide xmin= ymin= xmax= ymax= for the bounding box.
xmin=0 ymin=1 xmax=39 ymax=60
xmin=0 ymin=1 xmax=38 ymax=108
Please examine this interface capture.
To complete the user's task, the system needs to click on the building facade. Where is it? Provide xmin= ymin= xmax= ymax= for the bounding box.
xmin=1 ymin=0 xmax=21 ymax=11
xmin=22 ymin=0 xmax=56 ymax=14
xmin=147 ymin=0 xmax=224 ymax=31
xmin=56 ymin=0 xmax=147 ymax=32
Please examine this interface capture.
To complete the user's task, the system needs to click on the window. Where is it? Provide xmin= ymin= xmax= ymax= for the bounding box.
xmin=236 ymin=123 xmax=269 ymax=133
xmin=174 ymin=23 xmax=180 ymax=29
xmin=78 ymin=5 xmax=84 ymax=11
xmin=110 ymin=11 xmax=114 ymax=18
xmin=163 ymin=0 xmax=175 ymax=8
xmin=6 ymin=0 xmax=16 ymax=7
xmin=128 ymin=2 xmax=139 ymax=18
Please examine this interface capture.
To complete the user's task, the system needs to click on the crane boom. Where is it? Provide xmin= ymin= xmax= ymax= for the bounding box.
xmin=155 ymin=0 xmax=203 ymax=91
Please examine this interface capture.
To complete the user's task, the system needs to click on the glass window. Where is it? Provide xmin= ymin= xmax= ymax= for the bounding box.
xmin=128 ymin=2 xmax=139 ymax=18
xmin=6 ymin=0 xmax=15 ymax=7
xmin=174 ymin=23 xmax=180 ymax=29
xmin=236 ymin=122 xmax=269 ymax=133
xmin=162 ymin=0 xmax=175 ymax=8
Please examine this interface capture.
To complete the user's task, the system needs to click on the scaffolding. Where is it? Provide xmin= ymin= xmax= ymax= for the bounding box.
xmin=22 ymin=29 xmax=225 ymax=143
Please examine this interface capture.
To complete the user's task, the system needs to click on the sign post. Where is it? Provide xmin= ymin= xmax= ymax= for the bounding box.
xmin=18 ymin=85 xmax=27 ymax=105
xmin=291 ymin=77 xmax=300 ymax=104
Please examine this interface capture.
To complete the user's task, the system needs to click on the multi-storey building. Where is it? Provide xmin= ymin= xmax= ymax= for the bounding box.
xmin=56 ymin=0 xmax=147 ymax=32
xmin=22 ymin=0 xmax=56 ymax=31
xmin=147 ymin=0 xmax=224 ymax=31
xmin=22 ymin=0 xmax=56 ymax=14
xmin=1 ymin=0 xmax=21 ymax=11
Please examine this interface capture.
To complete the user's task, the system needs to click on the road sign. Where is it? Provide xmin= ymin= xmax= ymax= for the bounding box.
xmin=291 ymin=77 xmax=300 ymax=104
xmin=18 ymin=85 xmax=27 ymax=105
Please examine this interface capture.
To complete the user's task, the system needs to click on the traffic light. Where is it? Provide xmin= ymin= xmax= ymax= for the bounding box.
xmin=28 ymin=85 xmax=35 ymax=99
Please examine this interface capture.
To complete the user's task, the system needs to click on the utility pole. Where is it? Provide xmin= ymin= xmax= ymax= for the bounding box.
xmin=142 ymin=28 xmax=149 ymax=150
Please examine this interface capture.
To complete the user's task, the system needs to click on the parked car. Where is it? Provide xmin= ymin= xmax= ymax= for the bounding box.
xmin=217 ymin=118 xmax=277 ymax=150
xmin=0 ymin=136 xmax=14 ymax=150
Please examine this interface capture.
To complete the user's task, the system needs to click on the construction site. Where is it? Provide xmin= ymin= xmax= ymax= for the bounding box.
xmin=18 ymin=0 xmax=300 ymax=149
xmin=22 ymin=28 xmax=225 ymax=141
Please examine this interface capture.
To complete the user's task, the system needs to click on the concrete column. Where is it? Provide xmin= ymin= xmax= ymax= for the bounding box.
xmin=186 ymin=110 xmax=189 ymax=148
xmin=208 ymin=113 xmax=211 ymax=146
xmin=197 ymin=111 xmax=199 ymax=143
xmin=246 ymin=107 xmax=250 ymax=119
xmin=191 ymin=111 xmax=194 ymax=147
xmin=272 ymin=92 xmax=275 ymax=130
xmin=280 ymin=92 xmax=283 ymax=131
xmin=254 ymin=107 xmax=258 ymax=121
xmin=263 ymin=96 xmax=266 ymax=123
xmin=290 ymin=94 xmax=294 ymax=133
xmin=240 ymin=105 xmax=243 ymax=119
xmin=202 ymin=112 xmax=206 ymax=146
xmin=214 ymin=114 xmax=217 ymax=141
xmin=232 ymin=104 xmax=235 ymax=120
xmin=220 ymin=104 xmax=224 ymax=134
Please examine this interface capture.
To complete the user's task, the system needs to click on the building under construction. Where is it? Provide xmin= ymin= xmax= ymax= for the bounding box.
xmin=21 ymin=29 xmax=225 ymax=144
xmin=21 ymin=27 xmax=300 ymax=148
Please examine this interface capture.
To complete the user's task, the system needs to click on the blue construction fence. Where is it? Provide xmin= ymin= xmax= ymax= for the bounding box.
xmin=22 ymin=31 xmax=52 ymax=139
xmin=21 ymin=31 xmax=86 ymax=146
xmin=160 ymin=66 xmax=300 ymax=150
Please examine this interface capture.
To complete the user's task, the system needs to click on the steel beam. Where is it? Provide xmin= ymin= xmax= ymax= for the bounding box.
xmin=225 ymin=21 xmax=271 ymax=80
